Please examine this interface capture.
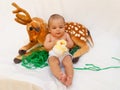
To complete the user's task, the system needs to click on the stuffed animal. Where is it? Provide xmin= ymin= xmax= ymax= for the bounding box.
xmin=12 ymin=2 xmax=94 ymax=64
xmin=53 ymin=39 xmax=68 ymax=57
xmin=12 ymin=2 xmax=48 ymax=63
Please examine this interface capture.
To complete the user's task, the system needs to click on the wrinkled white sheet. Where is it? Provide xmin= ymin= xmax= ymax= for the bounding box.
xmin=0 ymin=31 xmax=120 ymax=90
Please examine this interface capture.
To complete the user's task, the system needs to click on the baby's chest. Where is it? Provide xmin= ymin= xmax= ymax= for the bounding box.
xmin=50 ymin=36 xmax=67 ymax=41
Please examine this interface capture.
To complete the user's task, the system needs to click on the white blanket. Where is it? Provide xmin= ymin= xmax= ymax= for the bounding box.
xmin=0 ymin=31 xmax=120 ymax=90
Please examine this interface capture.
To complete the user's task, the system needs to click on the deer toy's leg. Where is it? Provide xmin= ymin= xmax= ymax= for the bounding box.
xmin=14 ymin=42 xmax=37 ymax=64
xmin=14 ymin=45 xmax=45 ymax=64
xmin=14 ymin=48 xmax=36 ymax=64
xmin=72 ymin=37 xmax=89 ymax=63
xmin=14 ymin=55 xmax=22 ymax=64
xmin=73 ymin=44 xmax=89 ymax=58
xmin=72 ymin=44 xmax=89 ymax=63
xmin=19 ymin=42 xmax=37 ymax=55
xmin=14 ymin=52 xmax=32 ymax=64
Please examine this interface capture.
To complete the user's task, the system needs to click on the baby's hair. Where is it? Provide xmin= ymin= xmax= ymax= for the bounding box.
xmin=48 ymin=14 xmax=65 ymax=27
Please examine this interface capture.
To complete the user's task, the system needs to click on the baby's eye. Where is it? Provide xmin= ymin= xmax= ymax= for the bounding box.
xmin=60 ymin=26 xmax=63 ymax=29
xmin=52 ymin=27 xmax=56 ymax=29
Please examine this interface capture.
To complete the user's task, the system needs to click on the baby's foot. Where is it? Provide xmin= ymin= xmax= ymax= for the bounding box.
xmin=65 ymin=75 xmax=72 ymax=87
xmin=59 ymin=72 xmax=67 ymax=85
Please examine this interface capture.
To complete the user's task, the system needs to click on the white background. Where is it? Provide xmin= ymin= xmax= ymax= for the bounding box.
xmin=0 ymin=0 xmax=120 ymax=90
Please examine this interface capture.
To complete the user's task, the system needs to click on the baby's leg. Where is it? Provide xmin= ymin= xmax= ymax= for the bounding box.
xmin=62 ymin=55 xmax=74 ymax=86
xmin=66 ymin=75 xmax=73 ymax=87
xmin=48 ymin=56 xmax=66 ymax=85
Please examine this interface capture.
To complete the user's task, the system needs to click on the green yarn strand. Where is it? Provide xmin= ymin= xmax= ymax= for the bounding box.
xmin=69 ymin=45 xmax=80 ymax=55
xmin=21 ymin=50 xmax=120 ymax=71
xmin=74 ymin=64 xmax=120 ymax=71
xmin=112 ymin=57 xmax=120 ymax=61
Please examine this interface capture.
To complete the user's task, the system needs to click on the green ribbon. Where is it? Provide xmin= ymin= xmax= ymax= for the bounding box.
xmin=74 ymin=64 xmax=120 ymax=71
xmin=21 ymin=45 xmax=79 ymax=69
xmin=112 ymin=57 xmax=120 ymax=61
xmin=21 ymin=49 xmax=120 ymax=71
xmin=74 ymin=57 xmax=120 ymax=71
xmin=21 ymin=50 xmax=48 ymax=69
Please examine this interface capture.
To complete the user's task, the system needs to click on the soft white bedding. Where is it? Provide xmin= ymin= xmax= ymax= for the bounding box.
xmin=0 ymin=31 xmax=120 ymax=90
xmin=0 ymin=0 xmax=120 ymax=90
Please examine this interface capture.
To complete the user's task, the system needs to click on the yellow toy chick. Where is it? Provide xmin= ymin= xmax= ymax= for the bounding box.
xmin=53 ymin=40 xmax=68 ymax=57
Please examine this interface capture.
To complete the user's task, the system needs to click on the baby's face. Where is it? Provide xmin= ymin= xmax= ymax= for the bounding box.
xmin=49 ymin=18 xmax=65 ymax=38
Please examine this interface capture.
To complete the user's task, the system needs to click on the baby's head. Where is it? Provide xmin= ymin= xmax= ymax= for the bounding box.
xmin=48 ymin=14 xmax=65 ymax=27
xmin=48 ymin=14 xmax=66 ymax=38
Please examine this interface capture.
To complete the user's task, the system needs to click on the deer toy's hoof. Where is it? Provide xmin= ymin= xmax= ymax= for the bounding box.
xmin=19 ymin=50 xmax=26 ymax=55
xmin=72 ymin=57 xmax=80 ymax=64
xmin=14 ymin=58 xmax=22 ymax=64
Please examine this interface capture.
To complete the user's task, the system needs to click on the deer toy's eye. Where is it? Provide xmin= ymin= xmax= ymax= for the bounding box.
xmin=34 ymin=27 xmax=40 ymax=32
xmin=29 ymin=27 xmax=33 ymax=31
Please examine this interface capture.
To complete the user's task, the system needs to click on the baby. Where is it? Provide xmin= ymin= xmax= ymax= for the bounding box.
xmin=44 ymin=14 xmax=74 ymax=86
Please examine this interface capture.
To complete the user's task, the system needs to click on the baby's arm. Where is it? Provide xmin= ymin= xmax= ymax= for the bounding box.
xmin=44 ymin=34 xmax=56 ymax=51
xmin=66 ymin=33 xmax=74 ymax=49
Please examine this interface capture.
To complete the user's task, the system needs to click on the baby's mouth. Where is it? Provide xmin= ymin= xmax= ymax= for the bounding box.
xmin=56 ymin=33 xmax=60 ymax=35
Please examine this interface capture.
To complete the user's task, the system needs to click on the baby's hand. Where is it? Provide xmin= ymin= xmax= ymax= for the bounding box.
xmin=56 ymin=39 xmax=67 ymax=46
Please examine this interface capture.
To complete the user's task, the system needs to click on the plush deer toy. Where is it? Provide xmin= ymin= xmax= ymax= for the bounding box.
xmin=12 ymin=2 xmax=94 ymax=64
xmin=12 ymin=2 xmax=48 ymax=63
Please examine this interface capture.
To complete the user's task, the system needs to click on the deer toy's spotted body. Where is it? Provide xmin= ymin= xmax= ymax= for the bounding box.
xmin=12 ymin=2 xmax=94 ymax=64
xmin=65 ymin=22 xmax=89 ymax=42
xmin=65 ymin=22 xmax=94 ymax=63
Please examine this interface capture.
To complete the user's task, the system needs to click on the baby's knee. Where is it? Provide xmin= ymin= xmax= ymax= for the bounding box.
xmin=49 ymin=56 xmax=59 ymax=64
xmin=62 ymin=56 xmax=72 ymax=65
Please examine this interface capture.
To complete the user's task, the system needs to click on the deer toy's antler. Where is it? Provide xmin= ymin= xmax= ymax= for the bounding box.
xmin=12 ymin=2 xmax=32 ymax=25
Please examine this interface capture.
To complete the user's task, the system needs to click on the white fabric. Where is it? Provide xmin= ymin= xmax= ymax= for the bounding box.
xmin=49 ymin=49 xmax=72 ymax=63
xmin=0 ymin=77 xmax=42 ymax=90
xmin=0 ymin=0 xmax=120 ymax=90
